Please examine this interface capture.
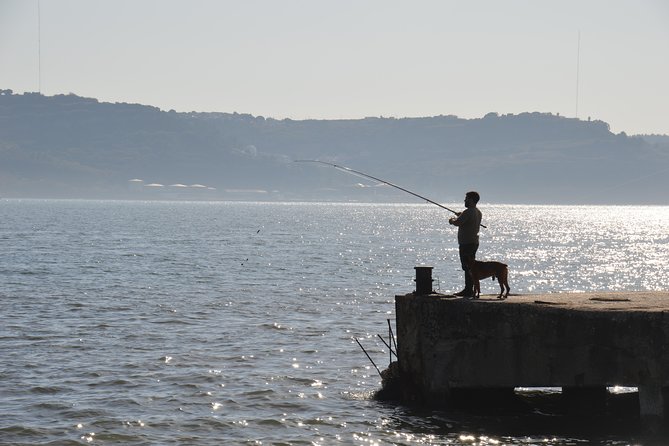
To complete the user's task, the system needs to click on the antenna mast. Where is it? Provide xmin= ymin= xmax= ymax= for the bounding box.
xmin=38 ymin=0 xmax=42 ymax=94
xmin=575 ymin=30 xmax=580 ymax=118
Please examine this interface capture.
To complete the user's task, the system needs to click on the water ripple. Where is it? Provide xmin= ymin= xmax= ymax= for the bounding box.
xmin=1 ymin=200 xmax=667 ymax=445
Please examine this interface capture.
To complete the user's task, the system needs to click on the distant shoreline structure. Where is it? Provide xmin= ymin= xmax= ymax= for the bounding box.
xmin=1 ymin=91 xmax=668 ymax=204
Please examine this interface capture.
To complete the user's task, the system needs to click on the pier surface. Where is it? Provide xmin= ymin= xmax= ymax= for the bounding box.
xmin=394 ymin=291 xmax=669 ymax=423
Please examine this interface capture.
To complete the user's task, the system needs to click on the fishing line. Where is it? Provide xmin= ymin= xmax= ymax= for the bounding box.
xmin=295 ymin=159 xmax=486 ymax=228
xmin=241 ymin=227 xmax=262 ymax=266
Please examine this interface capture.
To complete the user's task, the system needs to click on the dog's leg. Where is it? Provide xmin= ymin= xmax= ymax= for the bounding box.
xmin=474 ymin=274 xmax=480 ymax=299
xmin=491 ymin=273 xmax=502 ymax=298
xmin=500 ymin=268 xmax=510 ymax=299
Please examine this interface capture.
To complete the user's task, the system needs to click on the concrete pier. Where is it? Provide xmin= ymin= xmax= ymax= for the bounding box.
xmin=394 ymin=291 xmax=669 ymax=426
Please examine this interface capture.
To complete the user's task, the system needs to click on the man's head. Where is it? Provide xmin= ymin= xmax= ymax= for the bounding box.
xmin=464 ymin=191 xmax=480 ymax=207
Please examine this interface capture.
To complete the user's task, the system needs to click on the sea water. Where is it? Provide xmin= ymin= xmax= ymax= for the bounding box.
xmin=1 ymin=199 xmax=668 ymax=445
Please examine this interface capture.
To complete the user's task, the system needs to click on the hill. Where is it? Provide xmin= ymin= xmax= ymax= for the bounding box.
xmin=1 ymin=90 xmax=668 ymax=204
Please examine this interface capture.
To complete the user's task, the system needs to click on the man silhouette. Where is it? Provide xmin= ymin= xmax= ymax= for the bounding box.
xmin=448 ymin=191 xmax=482 ymax=297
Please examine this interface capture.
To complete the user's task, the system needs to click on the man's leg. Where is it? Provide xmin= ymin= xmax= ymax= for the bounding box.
xmin=456 ymin=243 xmax=478 ymax=297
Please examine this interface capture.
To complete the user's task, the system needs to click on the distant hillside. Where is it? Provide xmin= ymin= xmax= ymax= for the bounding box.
xmin=1 ymin=90 xmax=668 ymax=204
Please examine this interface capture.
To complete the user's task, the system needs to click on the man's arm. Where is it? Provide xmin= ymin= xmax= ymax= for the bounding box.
xmin=449 ymin=209 xmax=469 ymax=226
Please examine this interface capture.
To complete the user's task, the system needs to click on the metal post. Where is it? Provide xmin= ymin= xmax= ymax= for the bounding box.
xmin=414 ymin=266 xmax=434 ymax=295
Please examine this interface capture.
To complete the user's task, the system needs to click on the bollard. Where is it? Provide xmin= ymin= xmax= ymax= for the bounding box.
xmin=414 ymin=266 xmax=434 ymax=295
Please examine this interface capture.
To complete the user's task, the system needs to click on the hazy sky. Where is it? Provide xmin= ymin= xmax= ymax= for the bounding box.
xmin=1 ymin=0 xmax=668 ymax=134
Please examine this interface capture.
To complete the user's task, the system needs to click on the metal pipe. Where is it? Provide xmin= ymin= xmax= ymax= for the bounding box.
xmin=376 ymin=333 xmax=397 ymax=360
xmin=387 ymin=319 xmax=397 ymax=356
xmin=354 ymin=338 xmax=382 ymax=377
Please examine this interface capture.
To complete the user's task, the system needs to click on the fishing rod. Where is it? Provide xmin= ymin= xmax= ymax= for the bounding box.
xmin=294 ymin=159 xmax=486 ymax=228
